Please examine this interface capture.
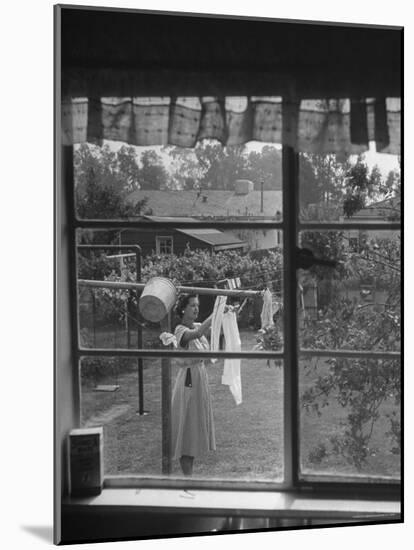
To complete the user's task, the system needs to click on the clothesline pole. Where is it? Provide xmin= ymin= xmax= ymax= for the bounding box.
xmin=160 ymin=314 xmax=172 ymax=475
xmin=78 ymin=279 xmax=263 ymax=297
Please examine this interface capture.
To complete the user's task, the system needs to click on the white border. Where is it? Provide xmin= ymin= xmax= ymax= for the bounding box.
xmin=2 ymin=1 xmax=409 ymax=549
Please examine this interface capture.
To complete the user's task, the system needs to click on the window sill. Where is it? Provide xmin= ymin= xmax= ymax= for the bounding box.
xmin=63 ymin=487 xmax=400 ymax=520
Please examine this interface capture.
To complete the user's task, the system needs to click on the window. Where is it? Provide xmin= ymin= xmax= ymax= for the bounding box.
xmin=57 ymin=8 xmax=402 ymax=543
xmin=74 ymin=140 xmax=285 ymax=482
xmin=72 ymin=139 xmax=400 ymax=488
xmin=348 ymin=236 xmax=359 ymax=251
xmin=156 ymin=236 xmax=173 ymax=255
xmin=298 ymin=155 xmax=401 ymax=484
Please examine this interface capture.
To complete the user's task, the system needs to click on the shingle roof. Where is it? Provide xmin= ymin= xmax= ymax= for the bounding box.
xmin=142 ymin=216 xmax=247 ymax=250
xmin=176 ymin=228 xmax=247 ymax=250
xmin=128 ymin=189 xmax=282 ymax=218
xmin=351 ymin=196 xmax=401 ymax=220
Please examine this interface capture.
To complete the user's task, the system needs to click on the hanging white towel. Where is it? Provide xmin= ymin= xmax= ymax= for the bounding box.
xmin=159 ymin=332 xmax=178 ymax=348
xmin=210 ymin=295 xmax=227 ymax=361
xmin=260 ymin=288 xmax=274 ymax=329
xmin=222 ymin=310 xmax=242 ymax=405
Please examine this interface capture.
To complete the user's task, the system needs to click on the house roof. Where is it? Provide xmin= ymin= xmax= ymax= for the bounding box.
xmin=143 ymin=215 xmax=199 ymax=223
xmin=350 ymin=196 xmax=401 ymax=221
xmin=175 ymin=228 xmax=247 ymax=250
xmin=142 ymin=216 xmax=247 ymax=250
xmin=128 ymin=189 xmax=282 ymax=218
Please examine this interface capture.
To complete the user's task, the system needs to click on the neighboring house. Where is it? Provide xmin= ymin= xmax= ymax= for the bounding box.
xmin=341 ymin=195 xmax=401 ymax=248
xmin=127 ymin=180 xmax=283 ymax=252
xmin=297 ymin=196 xmax=401 ymax=319
xmin=119 ymin=216 xmax=248 ymax=256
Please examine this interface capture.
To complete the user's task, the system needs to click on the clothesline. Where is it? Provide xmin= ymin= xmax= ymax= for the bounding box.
xmin=80 ymin=281 xmax=277 ymax=330
xmin=78 ymin=279 xmax=263 ymax=297
xmin=176 ymin=271 xmax=283 ymax=287
xmin=241 ymin=278 xmax=282 ymax=291
xmin=111 ymin=267 xmax=283 ymax=285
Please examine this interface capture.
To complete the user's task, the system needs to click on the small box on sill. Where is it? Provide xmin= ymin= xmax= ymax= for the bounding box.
xmin=68 ymin=427 xmax=103 ymax=496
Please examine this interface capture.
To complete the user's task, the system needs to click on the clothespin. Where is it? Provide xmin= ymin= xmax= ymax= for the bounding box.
xmin=237 ymin=297 xmax=248 ymax=316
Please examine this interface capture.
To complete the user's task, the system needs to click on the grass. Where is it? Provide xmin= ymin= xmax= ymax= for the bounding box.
xmin=299 ymin=358 xmax=400 ymax=479
xmin=79 ymin=328 xmax=400 ymax=481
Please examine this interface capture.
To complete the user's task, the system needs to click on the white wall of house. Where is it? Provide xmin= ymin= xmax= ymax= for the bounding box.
xmin=230 ymin=228 xmax=281 ymax=251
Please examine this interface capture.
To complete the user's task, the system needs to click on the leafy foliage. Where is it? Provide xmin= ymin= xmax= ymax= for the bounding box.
xmin=164 ymin=141 xmax=282 ymax=191
xmin=300 ymin=233 xmax=401 ymax=470
xmin=139 ymin=149 xmax=170 ymax=190
xmin=79 ymin=246 xmax=283 ymax=330
xmin=74 ymin=143 xmax=154 ymax=218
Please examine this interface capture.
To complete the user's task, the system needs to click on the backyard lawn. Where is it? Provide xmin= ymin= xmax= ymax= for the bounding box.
xmin=80 ymin=329 xmax=400 ymax=481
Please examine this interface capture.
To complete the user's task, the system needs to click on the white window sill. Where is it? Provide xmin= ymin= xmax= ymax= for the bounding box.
xmin=64 ymin=488 xmax=400 ymax=520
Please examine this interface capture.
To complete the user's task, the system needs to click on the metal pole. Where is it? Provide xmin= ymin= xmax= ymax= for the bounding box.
xmin=78 ymin=279 xmax=262 ymax=297
xmin=76 ymin=244 xmax=148 ymax=414
xmin=160 ymin=314 xmax=172 ymax=475
xmin=135 ymin=248 xmax=147 ymax=416
xmin=260 ymin=180 xmax=264 ymax=213
xmin=126 ymin=291 xmax=131 ymax=348
xmin=92 ymin=290 xmax=96 ymax=347
xmin=136 ymin=250 xmax=148 ymax=416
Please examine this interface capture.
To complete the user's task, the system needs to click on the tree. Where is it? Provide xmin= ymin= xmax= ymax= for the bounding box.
xmin=138 ymin=149 xmax=170 ymax=190
xmin=117 ymin=145 xmax=141 ymax=191
xmin=165 ymin=141 xmax=284 ymax=191
xmin=194 ymin=141 xmax=249 ymax=190
xmin=343 ymin=157 xmax=401 ymax=219
xmin=245 ymin=146 xmax=282 ymax=190
xmin=164 ymin=146 xmax=204 ymax=190
xmin=299 ymin=153 xmax=350 ymax=217
xmin=297 ymin=229 xmax=401 ymax=471
xmin=74 ymin=143 xmax=152 ymax=219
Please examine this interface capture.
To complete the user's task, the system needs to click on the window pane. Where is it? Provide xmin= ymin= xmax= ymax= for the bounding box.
xmin=80 ymin=356 xmax=283 ymax=481
xmin=73 ymin=141 xmax=282 ymax=221
xmin=298 ymin=230 xmax=400 ymax=352
xmin=76 ymin=229 xmax=283 ymax=352
xmin=299 ymin=355 xmax=400 ymax=481
xmin=299 ymin=152 xmax=401 ymax=223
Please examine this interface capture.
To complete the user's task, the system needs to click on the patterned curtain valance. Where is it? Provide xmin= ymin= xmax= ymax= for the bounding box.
xmin=62 ymin=96 xmax=400 ymax=155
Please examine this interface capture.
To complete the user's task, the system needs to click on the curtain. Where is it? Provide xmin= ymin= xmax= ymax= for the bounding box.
xmin=62 ymin=96 xmax=400 ymax=155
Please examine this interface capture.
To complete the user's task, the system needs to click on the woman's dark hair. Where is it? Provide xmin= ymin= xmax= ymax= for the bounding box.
xmin=174 ymin=294 xmax=198 ymax=319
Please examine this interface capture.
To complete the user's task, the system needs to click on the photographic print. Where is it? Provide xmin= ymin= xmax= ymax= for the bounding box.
xmin=55 ymin=4 xmax=402 ymax=544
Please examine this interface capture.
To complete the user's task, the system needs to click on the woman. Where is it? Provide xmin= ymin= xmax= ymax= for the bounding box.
xmin=171 ymin=294 xmax=215 ymax=476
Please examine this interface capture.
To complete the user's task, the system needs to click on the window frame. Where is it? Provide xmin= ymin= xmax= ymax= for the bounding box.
xmin=65 ymin=141 xmax=401 ymax=499
xmin=155 ymin=235 xmax=174 ymax=255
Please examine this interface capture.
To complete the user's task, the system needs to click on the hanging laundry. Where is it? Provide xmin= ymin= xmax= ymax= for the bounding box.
xmin=260 ymin=288 xmax=274 ymax=329
xmin=159 ymin=332 xmax=178 ymax=348
xmin=221 ymin=309 xmax=242 ymax=405
xmin=210 ymin=295 xmax=227 ymax=362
